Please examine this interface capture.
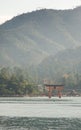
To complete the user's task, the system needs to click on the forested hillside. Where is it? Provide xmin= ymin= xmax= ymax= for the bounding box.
xmin=0 ymin=7 xmax=81 ymax=67
xmin=0 ymin=7 xmax=81 ymax=94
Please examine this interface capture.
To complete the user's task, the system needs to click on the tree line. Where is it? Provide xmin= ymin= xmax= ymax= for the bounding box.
xmin=0 ymin=67 xmax=81 ymax=96
xmin=0 ymin=67 xmax=39 ymax=96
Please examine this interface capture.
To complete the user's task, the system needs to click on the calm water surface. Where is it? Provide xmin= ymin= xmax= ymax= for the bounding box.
xmin=0 ymin=97 xmax=81 ymax=130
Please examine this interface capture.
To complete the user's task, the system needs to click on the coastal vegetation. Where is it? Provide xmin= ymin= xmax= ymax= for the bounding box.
xmin=0 ymin=67 xmax=39 ymax=96
xmin=0 ymin=67 xmax=81 ymax=96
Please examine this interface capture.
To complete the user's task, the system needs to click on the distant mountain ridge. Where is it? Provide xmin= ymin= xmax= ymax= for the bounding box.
xmin=0 ymin=7 xmax=81 ymax=72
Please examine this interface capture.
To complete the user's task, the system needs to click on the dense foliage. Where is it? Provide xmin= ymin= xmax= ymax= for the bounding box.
xmin=0 ymin=67 xmax=81 ymax=96
xmin=0 ymin=67 xmax=39 ymax=96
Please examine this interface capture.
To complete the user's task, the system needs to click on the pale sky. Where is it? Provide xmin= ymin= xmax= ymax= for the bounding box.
xmin=0 ymin=0 xmax=81 ymax=24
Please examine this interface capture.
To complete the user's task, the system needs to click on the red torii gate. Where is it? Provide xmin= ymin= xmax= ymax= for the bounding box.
xmin=44 ymin=84 xmax=64 ymax=98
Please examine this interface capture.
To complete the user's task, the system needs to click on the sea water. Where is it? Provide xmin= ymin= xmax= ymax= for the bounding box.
xmin=0 ymin=97 xmax=81 ymax=130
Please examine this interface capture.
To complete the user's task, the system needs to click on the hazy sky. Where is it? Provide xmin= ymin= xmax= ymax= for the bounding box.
xmin=0 ymin=0 xmax=81 ymax=24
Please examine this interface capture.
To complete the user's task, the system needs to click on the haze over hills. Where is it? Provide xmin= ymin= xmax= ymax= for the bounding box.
xmin=0 ymin=6 xmax=81 ymax=81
